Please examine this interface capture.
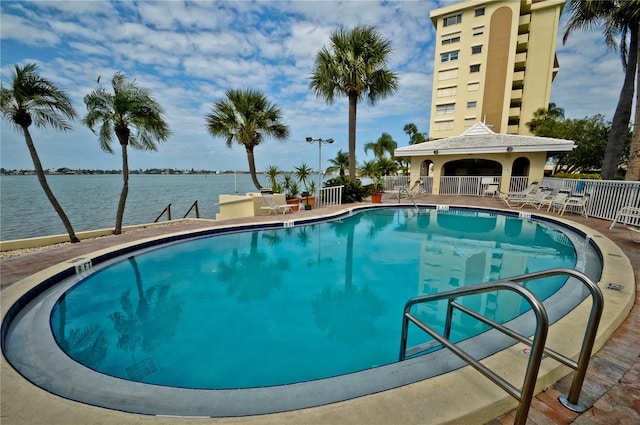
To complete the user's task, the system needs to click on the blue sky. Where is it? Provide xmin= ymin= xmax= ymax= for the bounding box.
xmin=0 ymin=0 xmax=624 ymax=173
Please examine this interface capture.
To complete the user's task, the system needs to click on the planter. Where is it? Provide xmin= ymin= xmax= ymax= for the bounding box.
xmin=286 ymin=198 xmax=300 ymax=212
xmin=371 ymin=192 xmax=383 ymax=203
xmin=301 ymin=196 xmax=316 ymax=210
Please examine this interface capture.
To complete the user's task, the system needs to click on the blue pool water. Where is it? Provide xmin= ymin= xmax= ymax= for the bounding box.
xmin=50 ymin=208 xmax=580 ymax=390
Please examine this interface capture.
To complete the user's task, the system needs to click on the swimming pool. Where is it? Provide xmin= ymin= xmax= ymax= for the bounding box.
xmin=2 ymin=206 xmax=603 ymax=416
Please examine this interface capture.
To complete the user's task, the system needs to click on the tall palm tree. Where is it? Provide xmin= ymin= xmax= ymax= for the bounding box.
xmin=326 ymin=149 xmax=349 ymax=177
xmin=309 ymin=25 xmax=399 ymax=182
xmin=0 ymin=63 xmax=80 ymax=243
xmin=206 ymin=89 xmax=289 ymax=190
xmin=526 ymin=102 xmax=565 ymax=133
xmin=403 ymin=123 xmax=428 ymax=145
xmin=83 ymin=72 xmax=171 ymax=234
xmin=364 ymin=132 xmax=397 ymax=160
xmin=563 ymin=0 xmax=640 ymax=179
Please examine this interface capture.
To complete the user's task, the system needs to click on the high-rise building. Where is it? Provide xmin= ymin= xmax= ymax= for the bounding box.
xmin=428 ymin=0 xmax=565 ymax=138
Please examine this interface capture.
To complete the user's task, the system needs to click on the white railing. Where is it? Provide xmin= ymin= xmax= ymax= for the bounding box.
xmin=543 ymin=178 xmax=640 ymax=223
xmin=317 ymin=185 xmax=343 ymax=208
xmin=439 ymin=176 xmax=505 ymax=196
xmin=381 ymin=175 xmax=410 ymax=190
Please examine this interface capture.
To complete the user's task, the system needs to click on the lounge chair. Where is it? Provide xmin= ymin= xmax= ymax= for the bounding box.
xmin=499 ymin=181 xmax=539 ymax=207
xmin=609 ymin=206 xmax=640 ymax=230
xmin=259 ymin=189 xmax=293 ymax=215
xmin=511 ymin=188 xmax=553 ymax=209
xmin=627 ymin=226 xmax=640 ymax=243
xmin=558 ymin=193 xmax=590 ymax=217
xmin=548 ymin=190 xmax=572 ymax=213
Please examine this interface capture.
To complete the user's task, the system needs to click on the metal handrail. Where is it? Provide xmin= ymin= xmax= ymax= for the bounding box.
xmin=154 ymin=203 xmax=172 ymax=222
xmin=398 ymin=268 xmax=602 ymax=425
xmin=182 ymin=200 xmax=200 ymax=219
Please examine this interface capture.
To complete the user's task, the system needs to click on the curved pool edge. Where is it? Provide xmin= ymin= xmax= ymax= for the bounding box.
xmin=1 ymin=203 xmax=635 ymax=425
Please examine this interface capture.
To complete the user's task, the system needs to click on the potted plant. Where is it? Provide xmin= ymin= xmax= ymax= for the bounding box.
xmin=360 ymin=160 xmax=384 ymax=203
xmin=281 ymin=174 xmax=300 ymax=212
xmin=295 ymin=163 xmax=315 ymax=210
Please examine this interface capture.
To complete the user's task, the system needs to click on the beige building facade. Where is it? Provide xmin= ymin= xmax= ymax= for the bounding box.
xmin=429 ymin=0 xmax=565 ymax=139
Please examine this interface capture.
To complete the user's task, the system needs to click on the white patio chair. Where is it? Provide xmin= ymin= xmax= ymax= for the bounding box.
xmin=558 ymin=193 xmax=590 ymax=217
xmin=546 ymin=189 xmax=571 ymax=213
xmin=482 ymin=183 xmax=499 ymax=197
xmin=609 ymin=206 xmax=640 ymax=230
xmin=499 ymin=180 xmax=539 ymax=207
xmin=259 ymin=189 xmax=293 ymax=215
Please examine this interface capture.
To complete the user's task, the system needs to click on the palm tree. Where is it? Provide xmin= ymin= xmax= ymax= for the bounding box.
xmin=364 ymin=132 xmax=397 ymax=160
xmin=326 ymin=149 xmax=349 ymax=177
xmin=403 ymin=123 xmax=428 ymax=145
xmin=563 ymin=0 xmax=640 ymax=179
xmin=526 ymin=102 xmax=565 ymax=133
xmin=206 ymin=89 xmax=290 ymax=191
xmin=83 ymin=72 xmax=171 ymax=234
xmin=309 ymin=25 xmax=399 ymax=182
xmin=0 ymin=63 xmax=80 ymax=243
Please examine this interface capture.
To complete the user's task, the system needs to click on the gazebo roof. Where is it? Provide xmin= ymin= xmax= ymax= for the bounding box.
xmin=394 ymin=122 xmax=575 ymax=157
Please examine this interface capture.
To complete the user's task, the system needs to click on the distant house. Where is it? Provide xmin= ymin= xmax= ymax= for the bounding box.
xmin=394 ymin=122 xmax=575 ymax=194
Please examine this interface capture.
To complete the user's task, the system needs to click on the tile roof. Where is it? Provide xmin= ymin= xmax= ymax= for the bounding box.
xmin=395 ymin=122 xmax=575 ymax=156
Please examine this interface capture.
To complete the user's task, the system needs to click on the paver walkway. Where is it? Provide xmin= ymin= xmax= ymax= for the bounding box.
xmin=1 ymin=195 xmax=638 ymax=424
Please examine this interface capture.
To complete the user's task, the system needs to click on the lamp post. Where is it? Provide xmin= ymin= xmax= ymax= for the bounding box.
xmin=306 ymin=137 xmax=334 ymax=189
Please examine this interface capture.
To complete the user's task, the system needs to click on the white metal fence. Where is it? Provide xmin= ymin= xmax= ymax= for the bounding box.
xmin=385 ymin=175 xmax=640 ymax=224
xmin=543 ymin=177 xmax=640 ymax=223
xmin=317 ymin=185 xmax=343 ymax=208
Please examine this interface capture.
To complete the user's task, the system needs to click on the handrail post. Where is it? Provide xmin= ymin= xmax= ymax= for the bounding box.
xmin=154 ymin=204 xmax=172 ymax=223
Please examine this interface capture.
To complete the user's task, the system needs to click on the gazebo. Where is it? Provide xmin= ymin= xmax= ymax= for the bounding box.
xmin=394 ymin=122 xmax=575 ymax=194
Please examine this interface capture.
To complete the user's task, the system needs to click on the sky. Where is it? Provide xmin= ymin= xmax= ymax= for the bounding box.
xmin=0 ymin=0 xmax=626 ymax=173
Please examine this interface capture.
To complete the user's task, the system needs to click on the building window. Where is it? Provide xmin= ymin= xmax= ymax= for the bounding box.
xmin=471 ymin=45 xmax=482 ymax=54
xmin=438 ymin=68 xmax=458 ymax=81
xmin=475 ymin=7 xmax=485 ymax=17
xmin=433 ymin=120 xmax=454 ymax=131
xmin=467 ymin=101 xmax=477 ymax=109
xmin=464 ymin=117 xmax=476 ymax=127
xmin=443 ymin=14 xmax=462 ymax=27
xmin=473 ymin=25 xmax=484 ymax=36
xmin=437 ymin=86 xmax=457 ymax=97
xmin=440 ymin=50 xmax=459 ymax=62
xmin=436 ymin=103 xmax=455 ymax=115
xmin=468 ymin=82 xmax=480 ymax=91
xmin=441 ymin=35 xmax=461 ymax=45
xmin=470 ymin=64 xmax=481 ymax=73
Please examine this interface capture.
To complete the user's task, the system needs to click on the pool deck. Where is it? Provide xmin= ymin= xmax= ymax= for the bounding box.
xmin=1 ymin=195 xmax=638 ymax=425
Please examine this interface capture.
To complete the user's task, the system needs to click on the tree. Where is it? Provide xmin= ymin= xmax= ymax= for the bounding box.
xmin=0 ymin=63 xmax=80 ymax=242
xmin=309 ymin=25 xmax=399 ymax=182
xmin=205 ymin=89 xmax=289 ymax=190
xmin=364 ymin=132 xmax=397 ymax=160
xmin=83 ymin=72 xmax=171 ymax=235
xmin=533 ymin=114 xmax=630 ymax=174
xmin=326 ymin=149 xmax=349 ymax=177
xmin=526 ymin=103 xmax=565 ymax=133
xmin=403 ymin=123 xmax=428 ymax=145
xmin=563 ymin=0 xmax=640 ymax=179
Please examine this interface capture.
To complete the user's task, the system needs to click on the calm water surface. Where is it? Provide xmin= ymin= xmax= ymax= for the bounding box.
xmin=0 ymin=174 xmax=256 ymax=240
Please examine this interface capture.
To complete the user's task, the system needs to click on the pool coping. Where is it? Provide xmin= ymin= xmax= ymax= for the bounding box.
xmin=1 ymin=203 xmax=635 ymax=425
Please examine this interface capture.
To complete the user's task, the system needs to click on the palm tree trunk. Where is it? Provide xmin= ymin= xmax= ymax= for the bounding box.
xmin=627 ymin=31 xmax=640 ymax=181
xmin=21 ymin=126 xmax=80 ymax=243
xmin=245 ymin=146 xmax=262 ymax=190
xmin=348 ymin=94 xmax=358 ymax=182
xmin=115 ymin=143 xmax=129 ymax=235
xmin=602 ymin=25 xmax=638 ymax=179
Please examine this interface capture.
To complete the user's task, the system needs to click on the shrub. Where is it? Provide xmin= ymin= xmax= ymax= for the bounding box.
xmin=323 ymin=176 xmax=367 ymax=203
xmin=553 ymin=172 xmax=602 ymax=180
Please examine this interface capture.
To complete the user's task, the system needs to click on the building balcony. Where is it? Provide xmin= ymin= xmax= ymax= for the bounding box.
xmin=507 ymin=124 xmax=520 ymax=134
xmin=511 ymin=89 xmax=523 ymax=101
xmin=517 ymin=33 xmax=529 ymax=52
xmin=509 ymin=107 xmax=521 ymax=119
xmin=513 ymin=71 xmax=525 ymax=84
xmin=518 ymin=14 xmax=531 ymax=34
xmin=514 ymin=52 xmax=527 ymax=71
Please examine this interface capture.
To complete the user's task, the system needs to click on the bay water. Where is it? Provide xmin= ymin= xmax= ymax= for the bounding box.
xmin=0 ymin=174 xmax=257 ymax=241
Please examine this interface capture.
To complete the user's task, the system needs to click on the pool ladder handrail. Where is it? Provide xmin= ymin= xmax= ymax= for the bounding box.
xmin=398 ymin=268 xmax=603 ymax=425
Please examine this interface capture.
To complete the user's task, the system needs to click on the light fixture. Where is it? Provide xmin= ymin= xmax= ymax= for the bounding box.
xmin=506 ymin=146 xmax=513 ymax=152
xmin=306 ymin=137 xmax=335 ymax=189
xmin=433 ymin=150 xmax=439 ymax=155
